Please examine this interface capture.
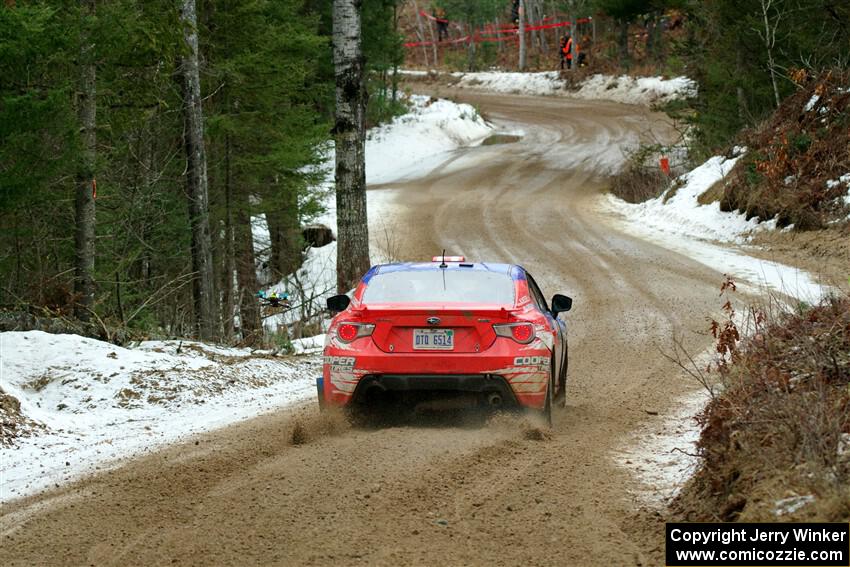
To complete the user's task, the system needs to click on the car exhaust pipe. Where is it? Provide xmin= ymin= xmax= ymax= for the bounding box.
xmin=486 ymin=392 xmax=503 ymax=408
xmin=358 ymin=381 xmax=389 ymax=407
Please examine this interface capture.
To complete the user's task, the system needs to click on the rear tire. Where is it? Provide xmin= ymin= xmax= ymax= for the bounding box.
xmin=539 ymin=362 xmax=553 ymax=427
xmin=555 ymin=345 xmax=568 ymax=408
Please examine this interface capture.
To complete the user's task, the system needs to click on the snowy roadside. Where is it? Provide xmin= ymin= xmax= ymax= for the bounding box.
xmin=616 ymin=389 xmax=709 ymax=506
xmin=600 ymin=152 xmax=830 ymax=304
xmin=0 ymin=331 xmax=321 ymax=503
xmin=605 ymin=153 xmax=832 ymax=507
xmin=400 ymin=69 xmax=697 ymax=106
xmin=0 ymin=94 xmax=494 ymax=505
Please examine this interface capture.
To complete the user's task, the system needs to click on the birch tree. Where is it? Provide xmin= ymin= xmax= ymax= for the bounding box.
xmin=333 ymin=0 xmax=370 ymax=293
xmin=518 ymin=0 xmax=526 ymax=71
xmin=178 ymin=0 xmax=218 ymax=339
xmin=756 ymin=0 xmax=783 ymax=108
xmin=74 ymin=0 xmax=97 ymax=321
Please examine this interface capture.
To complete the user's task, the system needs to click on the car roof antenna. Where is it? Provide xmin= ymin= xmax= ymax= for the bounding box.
xmin=439 ymin=249 xmax=448 ymax=269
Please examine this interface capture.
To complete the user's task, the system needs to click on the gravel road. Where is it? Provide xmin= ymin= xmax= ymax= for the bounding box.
xmin=0 ymin=91 xmax=725 ymax=567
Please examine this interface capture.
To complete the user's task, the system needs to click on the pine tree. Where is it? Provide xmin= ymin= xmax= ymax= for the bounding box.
xmin=178 ymin=0 xmax=218 ymax=340
xmin=73 ymin=0 xmax=97 ymax=321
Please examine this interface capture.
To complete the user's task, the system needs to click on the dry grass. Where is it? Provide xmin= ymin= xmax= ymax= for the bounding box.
xmin=674 ymin=295 xmax=850 ymax=522
xmin=610 ymin=160 xmax=671 ymax=203
xmin=697 ymin=178 xmax=726 ymax=206
xmin=720 ymin=69 xmax=850 ymax=229
xmin=0 ymin=388 xmax=44 ymax=447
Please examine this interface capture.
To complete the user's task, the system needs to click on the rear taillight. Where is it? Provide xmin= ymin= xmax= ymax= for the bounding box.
xmin=494 ymin=323 xmax=535 ymax=344
xmin=336 ymin=322 xmax=375 ymax=343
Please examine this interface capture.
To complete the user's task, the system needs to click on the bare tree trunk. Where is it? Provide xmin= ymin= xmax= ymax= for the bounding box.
xmin=495 ymin=20 xmax=504 ymax=55
xmin=534 ymin=0 xmax=547 ymax=54
xmin=759 ymin=0 xmax=782 ymax=108
xmin=549 ymin=0 xmax=559 ymax=53
xmin=518 ymin=0 xmax=527 ymax=71
xmin=420 ymin=0 xmax=438 ymax=67
xmin=618 ymin=18 xmax=629 ymax=65
xmin=267 ymin=193 xmax=302 ymax=279
xmin=234 ymin=189 xmax=260 ymax=342
xmin=333 ymin=0 xmax=370 ymax=293
xmin=412 ymin=0 xmax=430 ymax=67
xmin=736 ymin=49 xmax=750 ymax=122
xmin=222 ymin=135 xmax=236 ymax=338
xmin=178 ymin=0 xmax=218 ymax=340
xmin=466 ymin=22 xmax=476 ymax=71
xmin=570 ymin=13 xmax=578 ymax=65
xmin=74 ymin=0 xmax=96 ymax=321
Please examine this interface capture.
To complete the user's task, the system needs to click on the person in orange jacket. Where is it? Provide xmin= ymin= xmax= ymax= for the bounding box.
xmin=560 ymin=34 xmax=574 ymax=70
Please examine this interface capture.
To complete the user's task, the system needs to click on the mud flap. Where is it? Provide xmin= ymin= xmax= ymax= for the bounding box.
xmin=316 ymin=377 xmax=325 ymax=410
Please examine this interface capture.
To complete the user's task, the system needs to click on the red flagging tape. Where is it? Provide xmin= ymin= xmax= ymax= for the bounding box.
xmin=405 ymin=16 xmax=592 ymax=48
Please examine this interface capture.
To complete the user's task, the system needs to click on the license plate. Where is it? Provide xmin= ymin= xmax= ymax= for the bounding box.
xmin=413 ymin=328 xmax=454 ymax=350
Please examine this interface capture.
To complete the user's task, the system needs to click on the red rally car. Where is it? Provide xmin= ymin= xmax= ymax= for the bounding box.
xmin=317 ymin=256 xmax=572 ymax=423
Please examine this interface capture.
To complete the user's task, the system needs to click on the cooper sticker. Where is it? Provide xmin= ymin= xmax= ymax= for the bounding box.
xmin=513 ymin=356 xmax=548 ymax=366
xmin=324 ymin=356 xmax=355 ymax=371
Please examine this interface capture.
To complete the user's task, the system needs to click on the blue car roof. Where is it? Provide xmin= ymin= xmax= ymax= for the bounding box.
xmin=361 ymin=262 xmax=525 ymax=284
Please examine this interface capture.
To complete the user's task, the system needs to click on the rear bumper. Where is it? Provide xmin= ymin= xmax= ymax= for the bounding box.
xmin=322 ymin=338 xmax=551 ymax=410
xmin=352 ymin=374 xmax=519 ymax=409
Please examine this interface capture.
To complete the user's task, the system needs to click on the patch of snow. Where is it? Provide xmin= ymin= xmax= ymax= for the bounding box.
xmin=291 ymin=334 xmax=326 ymax=355
xmin=826 ymin=173 xmax=850 ymax=189
xmin=397 ymin=69 xmax=430 ymax=77
xmin=449 ymin=71 xmax=696 ymax=106
xmin=0 ymin=331 xmax=320 ymax=502
xmin=838 ymin=433 xmax=850 ymax=460
xmin=366 ymin=94 xmax=492 ymax=185
xmin=602 ymin=154 xmax=830 ymax=303
xmin=454 ymin=71 xmax=566 ymax=96
xmin=804 ymin=94 xmax=820 ymax=112
xmin=252 ymin=213 xmax=272 ymax=274
xmin=617 ymin=389 xmax=708 ymax=506
xmin=572 ymin=74 xmax=697 ymax=105
xmin=606 ymin=155 xmax=774 ymax=244
xmin=773 ymin=494 xmax=815 ymax=516
xmin=261 ymin=242 xmax=337 ymax=335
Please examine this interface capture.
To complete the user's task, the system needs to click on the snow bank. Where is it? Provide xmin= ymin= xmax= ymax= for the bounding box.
xmin=602 ymin=154 xmax=829 ymax=303
xmin=366 ymin=94 xmax=492 ymax=185
xmin=0 ymin=331 xmax=320 ymax=502
xmin=825 ymin=173 xmax=850 ymax=213
xmin=453 ymin=71 xmax=566 ymax=96
xmin=447 ymin=70 xmax=696 ymax=105
xmin=572 ymin=74 xmax=697 ymax=105
xmin=607 ymin=154 xmax=775 ymax=244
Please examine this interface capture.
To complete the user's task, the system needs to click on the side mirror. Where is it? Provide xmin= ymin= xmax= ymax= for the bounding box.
xmin=326 ymin=294 xmax=351 ymax=313
xmin=551 ymin=294 xmax=572 ymax=315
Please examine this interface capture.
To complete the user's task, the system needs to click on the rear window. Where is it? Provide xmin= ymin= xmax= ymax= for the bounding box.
xmin=362 ymin=269 xmax=515 ymax=305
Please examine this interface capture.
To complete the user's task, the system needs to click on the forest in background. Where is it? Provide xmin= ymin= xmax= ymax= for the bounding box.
xmin=0 ymin=0 xmax=403 ymax=343
xmin=1 ymin=0 xmax=847 ymax=345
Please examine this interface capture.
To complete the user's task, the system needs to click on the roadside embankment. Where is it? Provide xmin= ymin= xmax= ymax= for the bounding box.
xmin=673 ymin=294 xmax=850 ymax=522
